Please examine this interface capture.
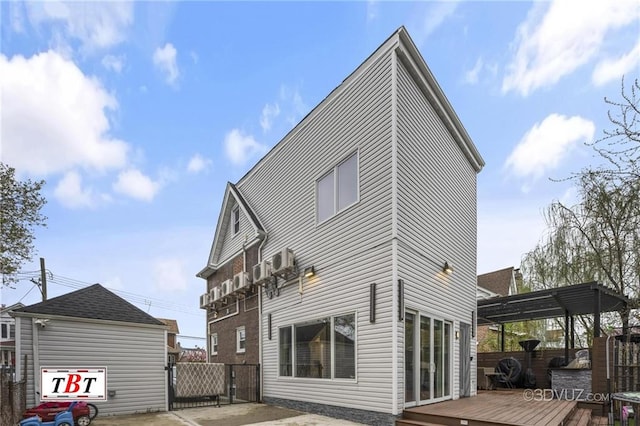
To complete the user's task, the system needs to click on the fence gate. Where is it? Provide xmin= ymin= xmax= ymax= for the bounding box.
xmin=167 ymin=362 xmax=260 ymax=410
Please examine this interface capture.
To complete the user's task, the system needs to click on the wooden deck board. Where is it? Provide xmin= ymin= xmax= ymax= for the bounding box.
xmin=400 ymin=391 xmax=580 ymax=426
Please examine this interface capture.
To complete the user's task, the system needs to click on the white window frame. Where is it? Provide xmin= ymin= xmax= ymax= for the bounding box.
xmin=277 ymin=312 xmax=357 ymax=381
xmin=316 ymin=151 xmax=359 ymax=224
xmin=236 ymin=326 xmax=246 ymax=353
xmin=211 ymin=333 xmax=218 ymax=355
xmin=232 ymin=206 xmax=240 ymax=236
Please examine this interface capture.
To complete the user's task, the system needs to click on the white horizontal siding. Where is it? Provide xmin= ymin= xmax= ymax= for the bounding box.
xmin=239 ymin=52 xmax=396 ymax=413
xmin=396 ymin=56 xmax=479 ymax=404
xmin=16 ymin=318 xmax=36 ymax=406
xmin=25 ymin=318 xmax=166 ymax=416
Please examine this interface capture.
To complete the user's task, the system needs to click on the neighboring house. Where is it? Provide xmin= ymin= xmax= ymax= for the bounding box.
xmin=158 ymin=318 xmax=181 ymax=363
xmin=0 ymin=303 xmax=24 ymax=369
xmin=11 ymin=284 xmax=168 ymax=416
xmin=197 ymin=183 xmax=263 ymax=366
xmin=476 ymin=267 xmax=518 ymax=351
xmin=198 ymin=26 xmax=484 ymax=423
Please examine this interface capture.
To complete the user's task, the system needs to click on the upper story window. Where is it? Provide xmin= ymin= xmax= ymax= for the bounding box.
xmin=0 ymin=324 xmax=7 ymax=339
xmin=316 ymin=152 xmax=359 ymax=223
xmin=236 ymin=326 xmax=246 ymax=353
xmin=232 ymin=206 xmax=240 ymax=235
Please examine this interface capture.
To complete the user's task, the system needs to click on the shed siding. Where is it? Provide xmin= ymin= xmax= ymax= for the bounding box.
xmin=396 ymin=57 xmax=478 ymax=404
xmin=241 ymin=52 xmax=396 ymax=413
xmin=16 ymin=318 xmax=36 ymax=406
xmin=23 ymin=318 xmax=166 ymax=415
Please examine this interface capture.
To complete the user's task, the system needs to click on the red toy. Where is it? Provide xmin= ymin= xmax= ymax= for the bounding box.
xmin=22 ymin=401 xmax=98 ymax=426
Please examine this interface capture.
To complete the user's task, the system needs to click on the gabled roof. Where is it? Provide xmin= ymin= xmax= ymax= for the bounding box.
xmin=12 ymin=284 xmax=165 ymax=327
xmin=1 ymin=302 xmax=24 ymax=314
xmin=477 ymin=267 xmax=514 ymax=297
xmin=157 ymin=318 xmax=180 ymax=334
xmin=236 ymin=26 xmax=484 ymax=188
xmin=198 ymin=182 xmax=266 ymax=278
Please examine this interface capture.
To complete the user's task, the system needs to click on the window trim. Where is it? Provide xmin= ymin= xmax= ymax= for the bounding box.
xmin=232 ymin=206 xmax=240 ymax=236
xmin=211 ymin=333 xmax=218 ymax=356
xmin=316 ymin=151 xmax=360 ymax=225
xmin=277 ymin=312 xmax=357 ymax=381
xmin=236 ymin=326 xmax=246 ymax=354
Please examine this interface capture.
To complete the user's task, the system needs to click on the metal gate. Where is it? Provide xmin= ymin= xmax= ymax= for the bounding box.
xmin=167 ymin=362 xmax=260 ymax=410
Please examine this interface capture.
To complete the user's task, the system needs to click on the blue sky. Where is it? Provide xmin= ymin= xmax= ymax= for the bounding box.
xmin=2 ymin=1 xmax=639 ymax=344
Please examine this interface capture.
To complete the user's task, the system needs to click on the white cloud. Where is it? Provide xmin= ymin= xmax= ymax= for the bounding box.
xmin=152 ymin=258 xmax=188 ymax=292
xmin=223 ymin=129 xmax=268 ymax=166
xmin=464 ymin=57 xmax=483 ymax=85
xmin=101 ymin=54 xmax=124 ymax=73
xmin=411 ymin=1 xmax=459 ymax=45
xmin=504 ymin=114 xmax=595 ymax=185
xmin=54 ymin=170 xmax=102 ymax=209
xmin=0 ymin=51 xmax=129 ymax=177
xmin=592 ymin=41 xmax=640 ymax=86
xmin=260 ymin=102 xmax=281 ymax=132
xmin=23 ymin=1 xmax=134 ymax=53
xmin=153 ymin=42 xmax=179 ymax=86
xmin=366 ymin=1 xmax=378 ymax=22
xmin=279 ymin=85 xmax=307 ymax=126
xmin=112 ymin=169 xmax=162 ymax=201
xmin=502 ymin=0 xmax=639 ymax=96
xmin=187 ymin=154 xmax=212 ymax=174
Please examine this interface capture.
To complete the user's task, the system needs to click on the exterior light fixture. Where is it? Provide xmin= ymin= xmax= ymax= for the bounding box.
xmin=304 ymin=266 xmax=315 ymax=278
xmin=443 ymin=261 xmax=453 ymax=274
xmin=455 ymin=330 xmax=460 ymax=340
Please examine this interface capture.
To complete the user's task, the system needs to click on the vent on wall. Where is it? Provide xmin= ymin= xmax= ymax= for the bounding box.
xmin=272 ymin=248 xmax=295 ymax=276
xmin=253 ymin=261 xmax=271 ymax=285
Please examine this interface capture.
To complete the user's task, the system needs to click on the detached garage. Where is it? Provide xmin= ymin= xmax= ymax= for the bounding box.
xmin=12 ymin=284 xmax=167 ymax=416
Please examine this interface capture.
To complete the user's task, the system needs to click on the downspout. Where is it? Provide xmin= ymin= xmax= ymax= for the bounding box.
xmin=257 ymin=230 xmax=267 ymax=402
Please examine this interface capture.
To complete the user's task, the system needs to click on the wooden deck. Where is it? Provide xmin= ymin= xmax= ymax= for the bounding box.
xmin=398 ymin=391 xmax=589 ymax=426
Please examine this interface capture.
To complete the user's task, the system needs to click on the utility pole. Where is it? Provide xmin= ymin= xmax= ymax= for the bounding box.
xmin=40 ymin=257 xmax=47 ymax=301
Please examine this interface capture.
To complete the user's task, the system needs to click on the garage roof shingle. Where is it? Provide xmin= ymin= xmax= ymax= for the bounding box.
xmin=13 ymin=284 xmax=165 ymax=326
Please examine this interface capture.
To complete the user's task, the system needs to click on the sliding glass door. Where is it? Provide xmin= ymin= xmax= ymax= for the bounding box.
xmin=405 ymin=310 xmax=452 ymax=406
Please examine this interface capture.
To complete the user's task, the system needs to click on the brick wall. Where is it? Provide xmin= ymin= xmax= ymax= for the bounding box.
xmin=206 ymin=245 xmax=260 ymax=365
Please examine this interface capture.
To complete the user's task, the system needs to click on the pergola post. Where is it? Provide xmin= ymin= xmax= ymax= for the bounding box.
xmin=570 ymin=316 xmax=575 ymax=349
xmin=594 ymin=288 xmax=601 ymax=338
xmin=564 ymin=309 xmax=569 ymax=364
xmin=501 ymin=324 xmax=505 ymax=352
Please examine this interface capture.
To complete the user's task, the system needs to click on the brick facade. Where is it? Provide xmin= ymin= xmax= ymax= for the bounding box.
xmin=206 ymin=245 xmax=260 ymax=365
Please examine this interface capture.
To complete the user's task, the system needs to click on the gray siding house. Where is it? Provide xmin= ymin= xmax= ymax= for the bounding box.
xmin=12 ymin=284 xmax=167 ymax=416
xmin=199 ymin=27 xmax=484 ymax=424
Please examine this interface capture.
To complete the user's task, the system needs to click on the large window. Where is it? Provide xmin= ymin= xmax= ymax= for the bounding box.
xmin=236 ymin=326 xmax=246 ymax=353
xmin=1 ymin=324 xmax=6 ymax=339
xmin=278 ymin=313 xmax=356 ymax=380
xmin=316 ymin=152 xmax=358 ymax=223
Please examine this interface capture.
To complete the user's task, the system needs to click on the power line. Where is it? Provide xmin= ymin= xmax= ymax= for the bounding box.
xmin=44 ymin=273 xmax=203 ymax=317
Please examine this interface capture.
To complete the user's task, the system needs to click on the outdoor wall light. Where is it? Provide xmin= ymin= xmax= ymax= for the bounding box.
xmin=304 ymin=266 xmax=315 ymax=278
xmin=455 ymin=330 xmax=460 ymax=340
xmin=443 ymin=261 xmax=453 ymax=274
